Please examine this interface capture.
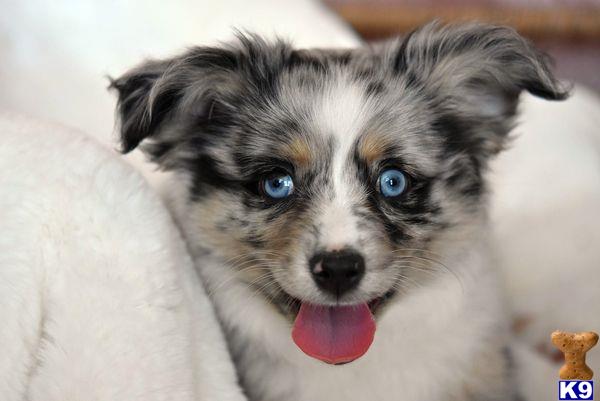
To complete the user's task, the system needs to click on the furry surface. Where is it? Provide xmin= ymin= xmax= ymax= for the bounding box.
xmin=0 ymin=112 xmax=246 ymax=401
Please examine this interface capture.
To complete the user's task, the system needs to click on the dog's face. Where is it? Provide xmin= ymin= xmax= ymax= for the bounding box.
xmin=112 ymin=22 xmax=565 ymax=363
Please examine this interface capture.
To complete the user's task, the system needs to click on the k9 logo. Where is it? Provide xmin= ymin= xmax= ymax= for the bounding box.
xmin=559 ymin=381 xmax=594 ymax=400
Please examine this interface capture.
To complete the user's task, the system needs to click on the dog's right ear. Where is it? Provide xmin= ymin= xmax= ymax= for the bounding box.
xmin=109 ymin=59 xmax=171 ymax=153
xmin=109 ymin=47 xmax=239 ymax=153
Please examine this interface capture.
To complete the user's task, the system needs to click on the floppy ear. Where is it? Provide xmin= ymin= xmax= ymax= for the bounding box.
xmin=109 ymin=59 xmax=171 ymax=152
xmin=392 ymin=22 xmax=569 ymax=154
xmin=109 ymin=47 xmax=239 ymax=153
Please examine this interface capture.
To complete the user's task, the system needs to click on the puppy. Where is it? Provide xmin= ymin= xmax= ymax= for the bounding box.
xmin=111 ymin=22 xmax=567 ymax=401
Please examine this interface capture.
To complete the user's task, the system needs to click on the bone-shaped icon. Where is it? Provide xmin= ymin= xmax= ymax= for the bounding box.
xmin=551 ymin=330 xmax=598 ymax=380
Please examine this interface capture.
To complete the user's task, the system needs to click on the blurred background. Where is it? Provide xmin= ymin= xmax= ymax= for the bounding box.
xmin=324 ymin=0 xmax=600 ymax=91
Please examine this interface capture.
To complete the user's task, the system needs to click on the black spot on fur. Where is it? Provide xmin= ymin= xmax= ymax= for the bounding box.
xmin=189 ymin=155 xmax=239 ymax=199
xmin=288 ymin=50 xmax=329 ymax=74
xmin=431 ymin=114 xmax=487 ymax=163
xmin=447 ymin=172 xmax=484 ymax=199
xmin=392 ymin=28 xmax=417 ymax=74
xmin=366 ymin=81 xmax=385 ymax=96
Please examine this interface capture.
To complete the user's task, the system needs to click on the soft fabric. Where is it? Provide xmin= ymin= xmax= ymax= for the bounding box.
xmin=0 ymin=112 xmax=246 ymax=401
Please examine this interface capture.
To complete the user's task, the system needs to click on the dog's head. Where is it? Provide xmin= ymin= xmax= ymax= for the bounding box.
xmin=111 ymin=22 xmax=567 ymax=364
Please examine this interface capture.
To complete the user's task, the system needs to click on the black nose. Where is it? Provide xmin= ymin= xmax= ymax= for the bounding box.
xmin=309 ymin=250 xmax=365 ymax=297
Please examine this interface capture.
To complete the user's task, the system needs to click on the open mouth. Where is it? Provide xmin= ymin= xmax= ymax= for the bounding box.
xmin=286 ymin=290 xmax=396 ymax=365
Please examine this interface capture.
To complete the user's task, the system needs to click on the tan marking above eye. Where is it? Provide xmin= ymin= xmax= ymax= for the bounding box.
xmin=358 ymin=131 xmax=391 ymax=165
xmin=280 ymin=137 xmax=312 ymax=167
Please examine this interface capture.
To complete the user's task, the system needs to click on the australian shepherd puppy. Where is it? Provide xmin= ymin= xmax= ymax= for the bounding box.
xmin=111 ymin=22 xmax=567 ymax=401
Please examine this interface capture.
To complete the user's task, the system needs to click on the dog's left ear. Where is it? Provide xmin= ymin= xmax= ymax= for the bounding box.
xmin=391 ymin=22 xmax=569 ymax=155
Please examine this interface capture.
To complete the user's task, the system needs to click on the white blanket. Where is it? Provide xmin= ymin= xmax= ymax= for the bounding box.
xmin=0 ymin=112 xmax=245 ymax=401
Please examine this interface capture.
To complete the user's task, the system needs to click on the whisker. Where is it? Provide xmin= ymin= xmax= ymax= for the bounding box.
xmin=390 ymin=251 xmax=464 ymax=291
xmin=208 ymin=263 xmax=285 ymax=296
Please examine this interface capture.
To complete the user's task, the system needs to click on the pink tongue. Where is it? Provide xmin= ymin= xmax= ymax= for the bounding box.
xmin=292 ymin=303 xmax=376 ymax=364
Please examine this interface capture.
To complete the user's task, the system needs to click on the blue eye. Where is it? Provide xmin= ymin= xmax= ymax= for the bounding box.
xmin=262 ymin=174 xmax=294 ymax=199
xmin=379 ymin=169 xmax=407 ymax=198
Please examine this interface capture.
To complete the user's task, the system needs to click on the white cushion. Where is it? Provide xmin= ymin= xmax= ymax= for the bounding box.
xmin=0 ymin=112 xmax=245 ymax=401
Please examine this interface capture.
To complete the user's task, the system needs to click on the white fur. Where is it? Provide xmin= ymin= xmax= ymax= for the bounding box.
xmin=316 ymin=75 xmax=372 ymax=251
xmin=0 ymin=112 xmax=245 ymax=401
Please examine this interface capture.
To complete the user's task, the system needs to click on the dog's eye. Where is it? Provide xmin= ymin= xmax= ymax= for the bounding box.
xmin=379 ymin=169 xmax=407 ymax=198
xmin=261 ymin=173 xmax=294 ymax=199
